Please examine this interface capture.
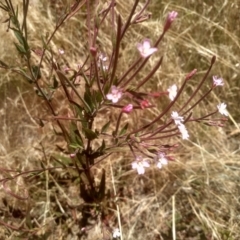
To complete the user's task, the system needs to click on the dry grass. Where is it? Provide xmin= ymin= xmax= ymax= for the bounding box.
xmin=0 ymin=0 xmax=240 ymax=239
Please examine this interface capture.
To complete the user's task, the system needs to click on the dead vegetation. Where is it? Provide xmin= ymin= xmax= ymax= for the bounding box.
xmin=0 ymin=0 xmax=240 ymax=239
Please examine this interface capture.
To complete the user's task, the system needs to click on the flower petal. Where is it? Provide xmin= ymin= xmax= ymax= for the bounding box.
xmin=217 ymin=103 xmax=228 ymax=116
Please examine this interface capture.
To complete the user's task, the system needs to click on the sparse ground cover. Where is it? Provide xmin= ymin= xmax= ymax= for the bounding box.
xmin=0 ymin=0 xmax=239 ymax=239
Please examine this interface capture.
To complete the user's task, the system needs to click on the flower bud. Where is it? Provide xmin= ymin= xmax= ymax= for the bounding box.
xmin=90 ymin=47 xmax=97 ymax=57
xmin=164 ymin=11 xmax=178 ymax=32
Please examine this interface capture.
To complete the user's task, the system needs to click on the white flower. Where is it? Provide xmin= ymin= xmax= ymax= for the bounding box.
xmin=171 ymin=112 xmax=189 ymax=139
xmin=171 ymin=111 xmax=184 ymax=125
xmin=167 ymin=84 xmax=177 ymax=101
xmin=137 ymin=39 xmax=158 ymax=58
xmin=132 ymin=156 xmax=150 ymax=175
xmin=156 ymin=153 xmax=168 ymax=169
xmin=102 ymin=65 xmax=108 ymax=71
xmin=178 ymin=123 xmax=189 ymax=140
xmin=113 ymin=228 xmax=121 ymax=238
xmin=99 ymin=53 xmax=108 ymax=62
xmin=59 ymin=49 xmax=64 ymax=54
xmin=98 ymin=53 xmax=108 ymax=71
xmin=217 ymin=103 xmax=228 ymax=116
xmin=106 ymin=86 xmax=123 ymax=103
xmin=213 ymin=76 xmax=224 ymax=86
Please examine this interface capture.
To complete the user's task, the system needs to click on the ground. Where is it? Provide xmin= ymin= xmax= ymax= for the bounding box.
xmin=0 ymin=0 xmax=240 ymax=239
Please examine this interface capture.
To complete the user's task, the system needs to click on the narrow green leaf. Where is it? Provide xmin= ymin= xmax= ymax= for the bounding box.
xmin=98 ymin=139 xmax=106 ymax=153
xmin=113 ymin=76 xmax=119 ymax=85
xmin=52 ymin=154 xmax=71 ymax=166
xmin=83 ymin=127 xmax=98 ymax=140
xmin=56 ymin=70 xmax=92 ymax=112
xmin=80 ymin=178 xmax=93 ymax=203
xmin=14 ymin=42 xmax=27 ymax=55
xmin=11 ymin=27 xmax=30 ymax=58
xmin=13 ymin=29 xmax=24 ymax=46
xmin=69 ymin=143 xmax=83 ymax=150
xmin=101 ymin=121 xmax=111 ymax=133
xmin=53 ymin=75 xmax=58 ymax=89
xmin=92 ymin=90 xmax=102 ymax=108
xmin=32 ymin=65 xmax=41 ymax=80
xmin=14 ymin=68 xmax=33 ymax=83
xmin=13 ymin=7 xmax=20 ymax=29
xmin=74 ymin=105 xmax=88 ymax=128
xmin=104 ymin=82 xmax=111 ymax=95
xmin=95 ymin=140 xmax=106 ymax=156
xmin=79 ymin=68 xmax=90 ymax=86
xmin=84 ymin=88 xmax=94 ymax=111
xmin=69 ymin=122 xmax=84 ymax=148
xmin=41 ymin=35 xmax=48 ymax=49
xmin=119 ymin=123 xmax=129 ymax=136
xmin=74 ymin=129 xmax=83 ymax=145
xmin=89 ymin=75 xmax=95 ymax=87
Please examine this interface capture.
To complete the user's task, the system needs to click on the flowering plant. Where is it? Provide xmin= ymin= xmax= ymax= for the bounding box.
xmin=0 ymin=0 xmax=228 ymax=238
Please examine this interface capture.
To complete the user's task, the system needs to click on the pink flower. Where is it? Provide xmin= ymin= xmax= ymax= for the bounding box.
xmin=137 ymin=39 xmax=158 ymax=58
xmin=63 ymin=66 xmax=72 ymax=73
xmin=178 ymin=123 xmax=189 ymax=140
xmin=164 ymin=11 xmax=178 ymax=31
xmin=122 ymin=104 xmax=133 ymax=113
xmin=132 ymin=156 xmax=150 ymax=175
xmin=171 ymin=111 xmax=184 ymax=125
xmin=217 ymin=103 xmax=228 ymax=116
xmin=70 ymin=153 xmax=76 ymax=158
xmin=213 ymin=76 xmax=224 ymax=87
xmin=156 ymin=153 xmax=168 ymax=169
xmin=167 ymin=84 xmax=177 ymax=101
xmin=106 ymin=86 xmax=123 ymax=103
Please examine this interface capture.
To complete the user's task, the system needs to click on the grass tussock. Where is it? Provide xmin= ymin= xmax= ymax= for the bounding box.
xmin=0 ymin=0 xmax=240 ymax=239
